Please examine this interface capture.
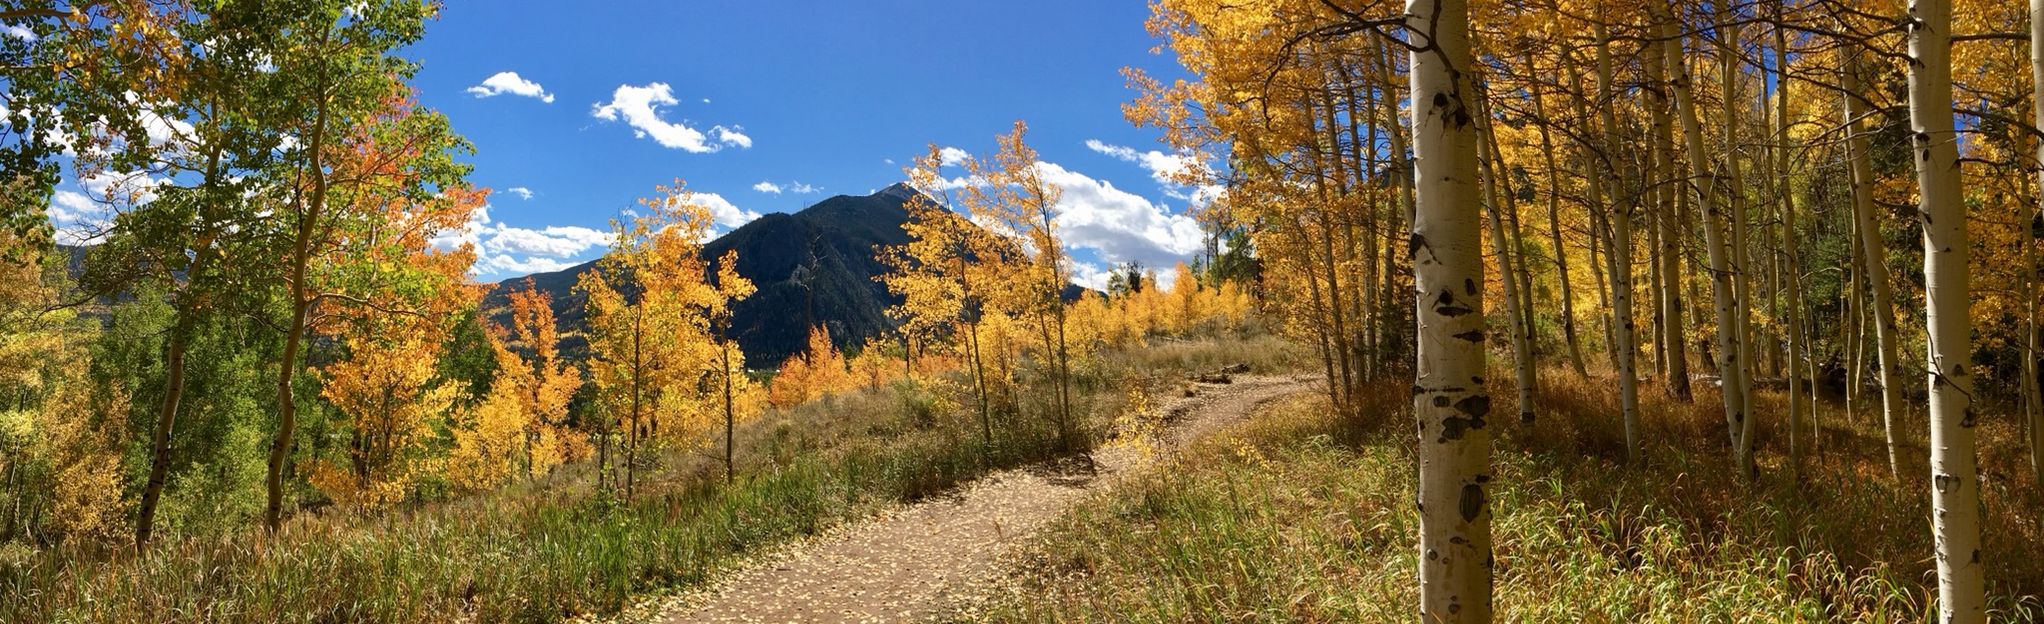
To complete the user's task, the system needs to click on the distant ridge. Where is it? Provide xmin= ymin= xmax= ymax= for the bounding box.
xmin=483 ymin=184 xmax=923 ymax=367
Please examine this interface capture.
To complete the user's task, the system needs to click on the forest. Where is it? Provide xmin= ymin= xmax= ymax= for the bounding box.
xmin=3 ymin=0 xmax=2043 ymax=621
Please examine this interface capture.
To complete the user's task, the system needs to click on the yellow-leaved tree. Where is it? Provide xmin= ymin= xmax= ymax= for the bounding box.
xmin=706 ymin=249 xmax=762 ymax=482
xmin=445 ymin=282 xmax=577 ymax=491
xmin=581 ymin=182 xmax=755 ymax=496
xmin=308 ymin=320 xmax=458 ymax=508
xmin=769 ymin=325 xmax=854 ymax=409
xmin=904 ymin=124 xmax=1081 ymax=450
xmin=446 ymin=353 xmax=530 ymax=492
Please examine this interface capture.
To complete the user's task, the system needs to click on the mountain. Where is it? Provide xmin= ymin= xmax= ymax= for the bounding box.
xmin=484 ymin=183 xmax=922 ymax=368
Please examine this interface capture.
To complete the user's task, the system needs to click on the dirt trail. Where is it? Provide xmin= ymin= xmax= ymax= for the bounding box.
xmin=622 ymin=374 xmax=1315 ymax=624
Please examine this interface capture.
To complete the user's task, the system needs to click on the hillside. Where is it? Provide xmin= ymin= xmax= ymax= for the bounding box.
xmin=483 ymin=183 xmax=922 ymax=367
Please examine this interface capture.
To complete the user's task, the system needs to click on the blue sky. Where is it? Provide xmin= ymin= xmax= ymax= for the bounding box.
xmin=402 ymin=0 xmax=1208 ymax=286
xmin=39 ymin=1 xmax=1214 ymax=288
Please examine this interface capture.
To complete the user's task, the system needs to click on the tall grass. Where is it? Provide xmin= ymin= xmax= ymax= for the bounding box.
xmin=0 ymin=333 xmax=1305 ymax=624
xmin=975 ymin=368 xmax=2044 ymax=622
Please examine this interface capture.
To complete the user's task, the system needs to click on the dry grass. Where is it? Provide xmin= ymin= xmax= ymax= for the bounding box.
xmin=975 ymin=365 xmax=2044 ymax=622
xmin=0 ymin=333 xmax=1310 ymax=624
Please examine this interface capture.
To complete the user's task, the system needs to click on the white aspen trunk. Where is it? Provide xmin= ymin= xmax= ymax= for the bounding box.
xmin=1774 ymin=9 xmax=1805 ymax=481
xmin=1596 ymin=16 xmax=1642 ymax=461
xmin=1842 ymin=49 xmax=1905 ymax=481
xmin=1716 ymin=7 xmax=1758 ymax=463
xmin=1480 ymin=108 xmax=1537 ymax=425
xmin=1530 ymin=48 xmax=1591 ymax=379
xmin=1643 ymin=13 xmax=1691 ymax=401
xmin=1567 ymin=60 xmax=1618 ymax=372
xmin=1845 ymin=214 xmax=1864 ymax=423
xmin=1385 ymin=43 xmax=1419 ymax=370
xmin=1660 ymin=7 xmax=1754 ymax=474
xmin=1906 ymin=0 xmax=1985 ymax=618
xmin=2027 ymin=0 xmax=2044 ymax=479
xmin=1409 ymin=0 xmax=1493 ymax=617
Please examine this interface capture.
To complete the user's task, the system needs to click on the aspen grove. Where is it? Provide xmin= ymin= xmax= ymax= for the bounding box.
xmin=6 ymin=0 xmax=2044 ymax=621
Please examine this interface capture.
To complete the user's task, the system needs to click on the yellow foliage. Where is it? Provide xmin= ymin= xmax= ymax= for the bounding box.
xmin=580 ymin=183 xmax=759 ymax=490
xmin=35 ymin=374 xmax=130 ymax=543
xmin=308 ymin=322 xmax=457 ymax=508
xmin=770 ymin=325 xmax=856 ymax=409
xmin=446 ymin=376 xmax=529 ymax=491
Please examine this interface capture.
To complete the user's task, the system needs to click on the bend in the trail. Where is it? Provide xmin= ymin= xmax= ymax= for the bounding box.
xmin=606 ymin=374 xmax=1315 ymax=624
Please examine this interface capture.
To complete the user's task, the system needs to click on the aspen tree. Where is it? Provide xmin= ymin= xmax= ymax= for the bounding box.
xmin=1906 ymin=0 xmax=1985 ymax=617
xmin=1658 ymin=4 xmax=1754 ymax=475
xmin=1476 ymin=96 xmax=1535 ymax=426
xmin=1772 ymin=4 xmax=1807 ymax=479
xmin=2027 ymin=0 xmax=2044 ymax=478
xmin=1640 ymin=12 xmax=1690 ymax=400
xmin=1409 ymin=0 xmax=1493 ymax=617
xmin=1841 ymin=45 xmax=1905 ymax=480
xmin=1716 ymin=1 xmax=1758 ymax=458
xmin=1527 ymin=46 xmax=1591 ymax=379
xmin=1594 ymin=14 xmax=1642 ymax=461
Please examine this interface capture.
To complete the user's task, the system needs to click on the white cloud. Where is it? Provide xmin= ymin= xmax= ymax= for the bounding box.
xmin=466 ymin=71 xmax=554 ymax=103
xmin=1035 ymin=161 xmax=1203 ymax=269
xmin=592 ymin=83 xmax=750 ymax=153
xmin=752 ymin=180 xmax=818 ymax=195
xmin=938 ymin=146 xmax=969 ymax=167
xmin=47 ymin=190 xmax=112 ymax=246
xmin=1085 ymin=140 xmax=1194 ymax=181
xmin=483 ymin=255 xmax=577 ymax=275
xmin=713 ymin=125 xmax=751 ymax=148
xmin=126 ymin=94 xmax=195 ymax=148
xmin=3 ymin=25 xmax=35 ymax=41
xmin=431 ymin=205 xmax=611 ymax=277
xmin=931 ymin=159 xmax=1203 ymax=272
xmin=44 ymin=169 xmax=164 ymax=246
xmin=486 ymin=224 xmax=609 ymax=258
xmin=1068 ymin=260 xmax=1114 ymax=292
xmin=1083 ymin=139 xmax=1220 ymax=205
xmin=683 ymin=191 xmax=761 ymax=229
xmin=505 ymin=186 xmax=534 ymax=200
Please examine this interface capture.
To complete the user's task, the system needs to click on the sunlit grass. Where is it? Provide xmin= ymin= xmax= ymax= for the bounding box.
xmin=976 ymin=367 xmax=2044 ymax=622
xmin=0 ymin=333 xmax=1307 ymax=624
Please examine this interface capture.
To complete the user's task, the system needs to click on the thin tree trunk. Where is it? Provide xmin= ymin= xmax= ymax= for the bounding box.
xmin=1774 ymin=7 xmax=1805 ymax=482
xmin=135 ymin=316 xmax=192 ymax=549
xmin=1479 ymin=106 xmax=1536 ymax=425
xmin=1718 ymin=5 xmax=1758 ymax=464
xmin=1643 ymin=23 xmax=1692 ymax=400
xmin=266 ymin=93 xmax=334 ymax=532
xmin=722 ymin=337 xmax=737 ymax=483
xmin=1596 ymin=16 xmax=1643 ymax=461
xmin=1530 ymin=48 xmax=1590 ymax=379
xmin=1907 ymin=0 xmax=1985 ymax=617
xmin=1569 ymin=60 xmax=1617 ymax=372
xmin=1662 ymin=8 xmax=1754 ymax=476
xmin=1843 ymin=49 xmax=1905 ymax=480
xmin=1383 ymin=44 xmax=1417 ymax=372
xmin=1409 ymin=0 xmax=1493 ymax=616
xmin=2027 ymin=0 xmax=2044 ymax=479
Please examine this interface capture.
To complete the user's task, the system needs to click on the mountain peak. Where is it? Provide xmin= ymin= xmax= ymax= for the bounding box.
xmin=874 ymin=181 xmax=919 ymax=202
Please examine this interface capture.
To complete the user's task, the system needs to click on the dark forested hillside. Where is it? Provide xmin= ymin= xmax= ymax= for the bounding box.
xmin=484 ymin=183 xmax=921 ymax=367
